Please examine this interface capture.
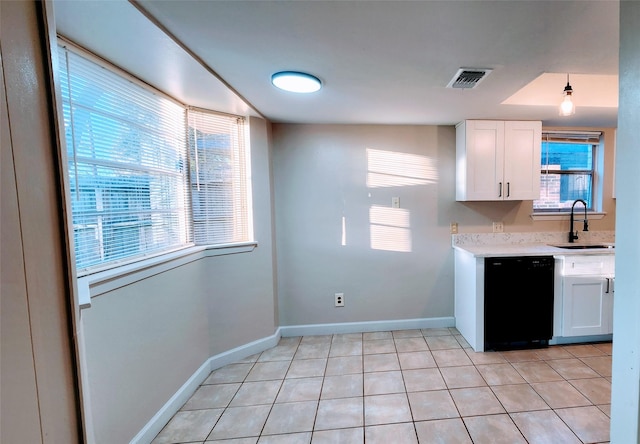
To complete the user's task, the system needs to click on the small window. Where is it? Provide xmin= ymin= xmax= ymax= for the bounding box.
xmin=533 ymin=131 xmax=601 ymax=212
xmin=188 ymin=109 xmax=250 ymax=245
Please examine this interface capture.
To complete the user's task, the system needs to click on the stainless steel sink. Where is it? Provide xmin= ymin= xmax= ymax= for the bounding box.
xmin=551 ymin=244 xmax=615 ymax=250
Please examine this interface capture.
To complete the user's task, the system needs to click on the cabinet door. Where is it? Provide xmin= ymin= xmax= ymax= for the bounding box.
xmin=604 ymin=277 xmax=614 ymax=334
xmin=460 ymin=120 xmax=504 ymax=200
xmin=562 ymin=276 xmax=607 ymax=336
xmin=503 ymin=121 xmax=542 ymax=200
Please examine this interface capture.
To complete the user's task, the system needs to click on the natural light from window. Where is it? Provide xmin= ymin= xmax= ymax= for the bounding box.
xmin=366 ymin=148 xmax=438 ymax=188
xmin=369 ymin=205 xmax=412 ymax=253
xmin=365 ymin=148 xmax=436 ymax=252
xmin=341 ymin=216 xmax=347 ymax=247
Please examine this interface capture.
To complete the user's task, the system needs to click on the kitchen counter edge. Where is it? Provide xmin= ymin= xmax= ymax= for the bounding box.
xmin=453 ymin=243 xmax=615 ymax=258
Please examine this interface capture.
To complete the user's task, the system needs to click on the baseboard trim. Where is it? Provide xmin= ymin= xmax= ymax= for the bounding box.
xmin=208 ymin=328 xmax=282 ymax=371
xmin=129 ymin=358 xmax=213 ymax=444
xmin=279 ymin=317 xmax=455 ymax=337
xmin=130 ymin=328 xmax=282 ymax=444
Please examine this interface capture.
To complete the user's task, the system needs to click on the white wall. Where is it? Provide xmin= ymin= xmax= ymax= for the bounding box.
xmin=610 ymin=1 xmax=640 ymax=441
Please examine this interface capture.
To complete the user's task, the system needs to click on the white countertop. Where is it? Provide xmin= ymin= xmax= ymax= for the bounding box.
xmin=451 ymin=231 xmax=615 ymax=258
xmin=453 ymin=242 xmax=615 ymax=258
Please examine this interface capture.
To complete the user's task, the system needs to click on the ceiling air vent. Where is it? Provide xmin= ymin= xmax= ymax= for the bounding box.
xmin=446 ymin=68 xmax=493 ymax=89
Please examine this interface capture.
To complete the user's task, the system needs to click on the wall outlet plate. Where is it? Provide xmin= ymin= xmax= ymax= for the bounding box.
xmin=335 ymin=293 xmax=345 ymax=307
xmin=492 ymin=222 xmax=504 ymax=233
xmin=450 ymin=222 xmax=458 ymax=234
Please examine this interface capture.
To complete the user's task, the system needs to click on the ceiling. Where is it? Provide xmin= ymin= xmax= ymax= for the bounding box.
xmin=53 ymin=0 xmax=619 ymax=127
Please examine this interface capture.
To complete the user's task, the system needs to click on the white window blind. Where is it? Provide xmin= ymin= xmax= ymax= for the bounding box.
xmin=541 ymin=131 xmax=601 ymax=145
xmin=59 ymin=45 xmax=191 ymax=273
xmin=534 ymin=131 xmax=601 ymax=212
xmin=188 ymin=109 xmax=250 ymax=245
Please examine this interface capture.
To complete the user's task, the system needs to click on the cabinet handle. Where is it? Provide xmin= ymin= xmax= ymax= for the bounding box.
xmin=507 ymin=182 xmax=510 ymax=198
xmin=606 ymin=278 xmax=610 ymax=294
xmin=498 ymin=182 xmax=502 ymax=197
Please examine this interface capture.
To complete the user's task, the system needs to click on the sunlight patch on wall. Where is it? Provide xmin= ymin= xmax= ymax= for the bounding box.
xmin=369 ymin=205 xmax=412 ymax=252
xmin=367 ymin=148 xmax=438 ymax=188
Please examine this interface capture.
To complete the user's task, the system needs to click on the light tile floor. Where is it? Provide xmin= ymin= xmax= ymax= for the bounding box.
xmin=152 ymin=329 xmax=612 ymax=444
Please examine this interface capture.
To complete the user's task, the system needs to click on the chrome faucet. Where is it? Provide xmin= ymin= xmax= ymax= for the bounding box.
xmin=569 ymin=199 xmax=589 ymax=242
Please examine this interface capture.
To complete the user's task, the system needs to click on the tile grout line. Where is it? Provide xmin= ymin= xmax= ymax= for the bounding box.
xmin=202 ymin=358 xmax=256 ymax=441
xmin=255 ymin=338 xmax=299 ymax=440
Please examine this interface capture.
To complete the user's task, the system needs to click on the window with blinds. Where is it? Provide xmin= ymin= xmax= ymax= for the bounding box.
xmin=533 ymin=131 xmax=601 ymax=212
xmin=188 ymin=109 xmax=249 ymax=245
xmin=59 ymin=44 xmax=252 ymax=274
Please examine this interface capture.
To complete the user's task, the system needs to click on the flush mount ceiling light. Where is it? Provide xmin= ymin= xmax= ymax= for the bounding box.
xmin=559 ymin=74 xmax=576 ymax=116
xmin=271 ymin=71 xmax=322 ymax=93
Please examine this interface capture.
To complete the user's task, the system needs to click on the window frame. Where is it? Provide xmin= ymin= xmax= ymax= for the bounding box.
xmin=57 ymin=40 xmax=254 ymax=281
xmin=533 ymin=131 xmax=602 ymax=214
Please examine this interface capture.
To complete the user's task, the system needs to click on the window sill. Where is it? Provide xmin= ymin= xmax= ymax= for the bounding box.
xmin=77 ymin=241 xmax=258 ymax=309
xmin=530 ymin=211 xmax=607 ymax=221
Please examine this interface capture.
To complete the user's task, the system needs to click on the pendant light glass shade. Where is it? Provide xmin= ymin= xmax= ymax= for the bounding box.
xmin=559 ymin=74 xmax=575 ymax=116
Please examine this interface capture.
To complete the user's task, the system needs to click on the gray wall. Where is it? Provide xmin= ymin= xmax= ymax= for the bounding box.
xmin=611 ymin=1 xmax=640 ymax=441
xmin=80 ymin=262 xmax=210 ymax=444
xmin=205 ymin=117 xmax=279 ymax=355
xmin=272 ymin=125 xmax=458 ymax=325
xmin=79 ymin=118 xmax=278 ymax=443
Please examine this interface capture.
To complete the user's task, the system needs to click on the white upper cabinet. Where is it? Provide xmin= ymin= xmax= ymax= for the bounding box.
xmin=456 ymin=120 xmax=542 ymax=201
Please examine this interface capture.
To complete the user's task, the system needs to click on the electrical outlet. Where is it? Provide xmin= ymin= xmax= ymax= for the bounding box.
xmin=492 ymin=222 xmax=504 ymax=233
xmin=335 ymin=293 xmax=345 ymax=307
xmin=450 ymin=222 xmax=458 ymax=234
xmin=392 ymin=197 xmax=400 ymax=208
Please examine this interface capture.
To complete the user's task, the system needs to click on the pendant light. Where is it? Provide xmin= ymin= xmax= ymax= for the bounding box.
xmin=559 ymin=74 xmax=575 ymax=116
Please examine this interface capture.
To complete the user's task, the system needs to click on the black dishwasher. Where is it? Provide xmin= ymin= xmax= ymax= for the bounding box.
xmin=484 ymin=256 xmax=555 ymax=350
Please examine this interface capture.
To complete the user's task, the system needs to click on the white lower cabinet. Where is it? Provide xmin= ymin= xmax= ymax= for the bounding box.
xmin=558 ymin=255 xmax=615 ymax=338
xmin=562 ymin=276 xmax=614 ymax=336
